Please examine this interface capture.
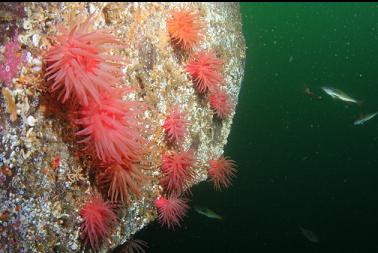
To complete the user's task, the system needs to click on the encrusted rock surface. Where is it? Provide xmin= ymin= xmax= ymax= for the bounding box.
xmin=0 ymin=2 xmax=246 ymax=252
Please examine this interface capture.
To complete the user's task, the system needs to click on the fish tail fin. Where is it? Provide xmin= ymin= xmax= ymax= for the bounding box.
xmin=357 ymin=100 xmax=364 ymax=107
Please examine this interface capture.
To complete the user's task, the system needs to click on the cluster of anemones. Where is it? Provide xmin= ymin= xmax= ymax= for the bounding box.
xmin=44 ymin=9 xmax=238 ymax=249
xmin=186 ymin=51 xmax=234 ymax=119
xmin=155 ymin=107 xmax=192 ymax=229
xmin=166 ymin=8 xmax=233 ymax=120
xmin=45 ymin=15 xmax=146 ymax=250
xmin=153 ymin=8 xmax=237 ymax=231
xmin=166 ymin=8 xmax=237 ymax=185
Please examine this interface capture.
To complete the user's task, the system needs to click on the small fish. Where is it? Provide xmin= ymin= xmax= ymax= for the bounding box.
xmin=299 ymin=226 xmax=319 ymax=243
xmin=321 ymin=86 xmax=360 ymax=104
xmin=194 ymin=206 xmax=223 ymax=220
xmin=353 ymin=112 xmax=378 ymax=125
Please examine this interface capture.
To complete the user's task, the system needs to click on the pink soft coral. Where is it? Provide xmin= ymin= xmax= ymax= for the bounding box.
xmin=80 ymin=195 xmax=118 ymax=250
xmin=167 ymin=10 xmax=202 ymax=50
xmin=45 ymin=15 xmax=123 ymax=106
xmin=209 ymin=87 xmax=233 ymax=119
xmin=160 ymin=150 xmax=195 ymax=194
xmin=163 ymin=109 xmax=188 ymax=144
xmin=0 ymin=35 xmax=25 ymax=87
xmin=186 ymin=51 xmax=223 ymax=94
xmin=155 ymin=195 xmax=189 ymax=229
xmin=208 ymin=156 xmax=236 ymax=191
xmin=76 ymin=89 xmax=145 ymax=164
xmin=97 ymin=162 xmax=146 ymax=204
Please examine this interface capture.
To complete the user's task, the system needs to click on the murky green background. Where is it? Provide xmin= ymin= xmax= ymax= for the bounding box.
xmin=125 ymin=3 xmax=378 ymax=252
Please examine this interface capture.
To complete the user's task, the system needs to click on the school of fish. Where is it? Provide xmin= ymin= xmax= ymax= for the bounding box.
xmin=315 ymin=86 xmax=377 ymax=125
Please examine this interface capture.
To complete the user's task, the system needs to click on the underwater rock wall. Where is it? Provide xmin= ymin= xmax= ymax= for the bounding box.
xmin=0 ymin=2 xmax=245 ymax=252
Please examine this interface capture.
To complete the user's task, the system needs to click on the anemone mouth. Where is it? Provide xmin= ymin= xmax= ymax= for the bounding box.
xmin=73 ymin=53 xmax=99 ymax=74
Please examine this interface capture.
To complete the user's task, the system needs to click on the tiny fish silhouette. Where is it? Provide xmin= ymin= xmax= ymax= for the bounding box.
xmin=194 ymin=206 xmax=223 ymax=220
xmin=321 ymin=86 xmax=360 ymax=104
xmin=299 ymin=226 xmax=319 ymax=243
xmin=353 ymin=112 xmax=378 ymax=125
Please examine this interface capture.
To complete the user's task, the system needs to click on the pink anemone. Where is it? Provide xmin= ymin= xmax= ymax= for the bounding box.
xmin=163 ymin=109 xmax=188 ymax=144
xmin=75 ymin=89 xmax=145 ymax=164
xmin=167 ymin=10 xmax=202 ymax=50
xmin=209 ymin=87 xmax=233 ymax=119
xmin=45 ymin=15 xmax=124 ymax=106
xmin=80 ymin=195 xmax=118 ymax=250
xmin=155 ymin=195 xmax=189 ymax=229
xmin=208 ymin=156 xmax=236 ymax=191
xmin=97 ymin=162 xmax=146 ymax=204
xmin=186 ymin=51 xmax=223 ymax=94
xmin=160 ymin=150 xmax=195 ymax=194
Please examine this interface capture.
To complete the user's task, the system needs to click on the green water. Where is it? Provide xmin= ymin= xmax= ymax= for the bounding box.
xmin=126 ymin=3 xmax=378 ymax=252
